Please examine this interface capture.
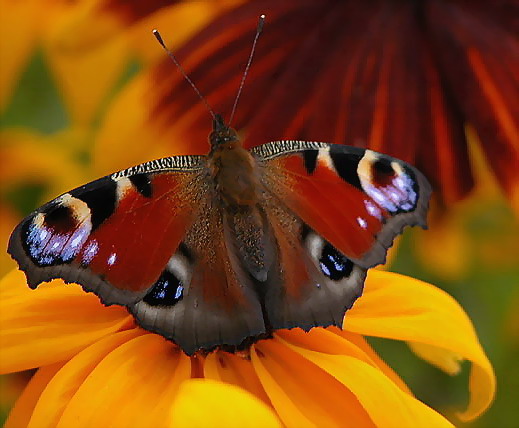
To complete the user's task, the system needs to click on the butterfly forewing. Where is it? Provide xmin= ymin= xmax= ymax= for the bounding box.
xmin=8 ymin=155 xmax=205 ymax=305
xmin=253 ymin=141 xmax=431 ymax=268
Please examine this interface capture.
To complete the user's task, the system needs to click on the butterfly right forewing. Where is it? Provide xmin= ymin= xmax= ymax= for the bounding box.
xmin=253 ymin=141 xmax=431 ymax=268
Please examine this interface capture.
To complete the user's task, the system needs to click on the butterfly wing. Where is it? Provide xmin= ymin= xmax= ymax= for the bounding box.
xmin=260 ymin=195 xmax=367 ymax=331
xmin=9 ymin=155 xmax=268 ymax=354
xmin=253 ymin=141 xmax=431 ymax=268
xmin=8 ymin=156 xmax=205 ymax=305
xmin=252 ymin=141 xmax=431 ymax=330
xmin=129 ymin=201 xmax=267 ymax=355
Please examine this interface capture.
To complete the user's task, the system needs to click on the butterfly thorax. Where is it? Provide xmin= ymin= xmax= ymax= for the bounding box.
xmin=208 ymin=115 xmax=261 ymax=207
xmin=206 ymin=114 xmax=270 ymax=282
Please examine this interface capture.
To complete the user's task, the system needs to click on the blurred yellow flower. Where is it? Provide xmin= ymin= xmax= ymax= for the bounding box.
xmin=0 ymin=269 xmax=494 ymax=427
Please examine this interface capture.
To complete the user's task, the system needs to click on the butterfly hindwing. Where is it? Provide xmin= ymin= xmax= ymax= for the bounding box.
xmin=129 ymin=199 xmax=267 ymax=354
xmin=261 ymin=196 xmax=366 ymax=331
xmin=8 ymin=156 xmax=205 ymax=305
xmin=253 ymin=141 xmax=431 ymax=268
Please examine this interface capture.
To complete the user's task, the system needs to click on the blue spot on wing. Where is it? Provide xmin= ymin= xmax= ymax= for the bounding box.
xmin=319 ymin=243 xmax=353 ymax=281
xmin=143 ymin=269 xmax=184 ymax=306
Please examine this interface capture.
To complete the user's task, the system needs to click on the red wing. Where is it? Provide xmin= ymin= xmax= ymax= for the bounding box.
xmin=253 ymin=141 xmax=431 ymax=267
xmin=8 ymin=156 xmax=205 ymax=305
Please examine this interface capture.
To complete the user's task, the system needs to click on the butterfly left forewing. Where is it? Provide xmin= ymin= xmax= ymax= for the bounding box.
xmin=8 ymin=156 xmax=205 ymax=306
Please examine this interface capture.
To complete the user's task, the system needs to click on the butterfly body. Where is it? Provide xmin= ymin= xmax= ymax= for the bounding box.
xmin=8 ymin=115 xmax=431 ymax=354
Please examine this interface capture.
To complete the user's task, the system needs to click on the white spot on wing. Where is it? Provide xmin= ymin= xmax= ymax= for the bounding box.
xmin=107 ymin=252 xmax=117 ymax=266
xmin=357 ymin=217 xmax=368 ymax=229
xmin=317 ymin=146 xmax=335 ymax=171
xmin=167 ymin=254 xmax=191 ymax=287
xmin=115 ymin=177 xmax=133 ymax=200
xmin=364 ymin=200 xmax=382 ymax=220
xmin=304 ymin=231 xmax=325 ymax=263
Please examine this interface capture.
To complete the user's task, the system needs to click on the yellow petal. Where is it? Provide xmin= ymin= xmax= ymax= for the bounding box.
xmin=171 ymin=379 xmax=282 ymax=428
xmin=204 ymin=351 xmax=271 ymax=405
xmin=408 ymin=341 xmax=463 ymax=375
xmin=332 ymin=330 xmax=413 ymax=395
xmin=56 ymin=334 xmax=190 ymax=428
xmin=27 ymin=329 xmax=144 ymax=428
xmin=277 ymin=327 xmax=412 ymax=395
xmin=4 ymin=362 xmax=63 ymax=428
xmin=282 ymin=340 xmax=453 ymax=428
xmin=252 ymin=339 xmax=375 ymax=428
xmin=0 ymin=129 xmax=89 ymax=201
xmin=0 ymin=274 xmax=131 ymax=374
xmin=344 ymin=270 xmax=496 ymax=421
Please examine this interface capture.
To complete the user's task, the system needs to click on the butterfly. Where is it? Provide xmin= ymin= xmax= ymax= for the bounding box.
xmin=7 ymin=22 xmax=431 ymax=355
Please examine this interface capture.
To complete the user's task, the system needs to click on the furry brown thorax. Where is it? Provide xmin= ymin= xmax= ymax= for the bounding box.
xmin=208 ymin=114 xmax=261 ymax=208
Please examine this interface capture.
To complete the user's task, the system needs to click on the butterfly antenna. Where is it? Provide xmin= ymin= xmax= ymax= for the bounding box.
xmin=228 ymin=14 xmax=265 ymax=126
xmin=152 ymin=29 xmax=216 ymax=121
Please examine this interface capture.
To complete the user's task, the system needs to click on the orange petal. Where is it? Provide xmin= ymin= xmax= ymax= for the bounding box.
xmin=281 ymin=339 xmax=453 ymax=428
xmin=4 ymin=362 xmax=63 ymax=428
xmin=56 ymin=334 xmax=191 ymax=428
xmin=252 ymin=339 xmax=375 ymax=428
xmin=171 ymin=379 xmax=282 ymax=428
xmin=0 ymin=206 xmax=20 ymax=276
xmin=0 ymin=129 xmax=89 ymax=201
xmin=40 ymin=0 xmax=130 ymax=125
xmin=27 ymin=329 xmax=144 ymax=428
xmin=204 ymin=351 xmax=271 ymax=405
xmin=304 ymin=327 xmax=413 ymax=395
xmin=276 ymin=326 xmax=411 ymax=397
xmin=0 ymin=272 xmax=131 ymax=374
xmin=92 ymin=72 xmax=182 ymax=176
xmin=0 ymin=0 xmax=43 ymax=112
xmin=344 ymin=270 xmax=496 ymax=421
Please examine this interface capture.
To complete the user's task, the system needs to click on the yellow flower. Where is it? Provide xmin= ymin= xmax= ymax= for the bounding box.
xmin=0 ymin=269 xmax=494 ymax=427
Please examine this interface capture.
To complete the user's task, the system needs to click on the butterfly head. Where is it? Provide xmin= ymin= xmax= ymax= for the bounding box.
xmin=209 ymin=114 xmax=240 ymax=151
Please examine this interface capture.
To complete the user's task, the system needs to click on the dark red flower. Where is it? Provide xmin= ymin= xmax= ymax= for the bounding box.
xmin=144 ymin=0 xmax=518 ymax=208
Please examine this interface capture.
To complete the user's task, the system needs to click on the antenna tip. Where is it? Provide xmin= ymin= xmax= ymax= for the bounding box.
xmin=152 ymin=29 xmax=165 ymax=46
xmin=257 ymin=14 xmax=265 ymax=32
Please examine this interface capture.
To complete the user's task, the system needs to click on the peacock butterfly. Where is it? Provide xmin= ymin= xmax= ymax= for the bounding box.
xmin=7 ymin=17 xmax=431 ymax=355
